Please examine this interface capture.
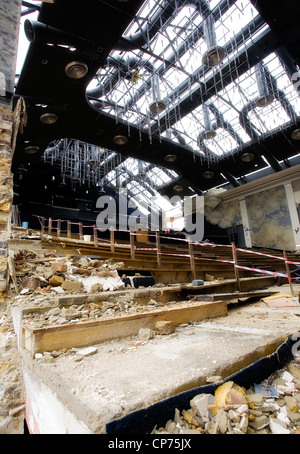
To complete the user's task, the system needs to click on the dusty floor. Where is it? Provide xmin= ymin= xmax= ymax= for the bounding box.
xmin=19 ymin=282 xmax=300 ymax=434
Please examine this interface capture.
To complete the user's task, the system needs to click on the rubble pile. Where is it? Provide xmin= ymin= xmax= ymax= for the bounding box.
xmin=13 ymin=250 xmax=125 ymax=295
xmin=22 ymin=296 xmax=166 ymax=328
xmin=152 ymin=361 xmax=300 ymax=434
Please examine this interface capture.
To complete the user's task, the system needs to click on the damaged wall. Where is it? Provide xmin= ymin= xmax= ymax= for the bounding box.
xmin=204 ymin=189 xmax=242 ymax=230
xmin=246 ymin=185 xmax=295 ymax=251
xmin=0 ymin=0 xmax=25 ymax=435
xmin=0 ymin=0 xmax=22 ymax=292
xmin=204 ymin=179 xmax=300 ymax=251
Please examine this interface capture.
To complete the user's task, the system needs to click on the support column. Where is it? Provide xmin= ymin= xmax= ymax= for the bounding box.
xmin=239 ymin=199 xmax=252 ymax=248
xmin=285 ymin=183 xmax=300 ymax=252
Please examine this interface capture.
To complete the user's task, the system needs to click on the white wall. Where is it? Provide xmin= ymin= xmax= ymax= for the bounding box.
xmin=23 ymin=367 xmax=93 ymax=434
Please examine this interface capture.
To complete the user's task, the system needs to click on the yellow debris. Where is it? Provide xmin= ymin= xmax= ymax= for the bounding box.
xmin=213 ymin=381 xmax=248 ymax=416
xmin=182 ymin=409 xmax=200 ymax=427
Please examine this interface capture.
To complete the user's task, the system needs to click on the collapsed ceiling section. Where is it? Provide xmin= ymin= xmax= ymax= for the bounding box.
xmin=13 ymin=0 xmax=300 ymax=210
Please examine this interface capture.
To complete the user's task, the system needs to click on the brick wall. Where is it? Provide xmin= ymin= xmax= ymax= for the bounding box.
xmin=0 ymin=107 xmax=13 ymax=292
xmin=0 ymin=0 xmax=21 ymax=290
xmin=0 ymin=0 xmax=25 ymax=435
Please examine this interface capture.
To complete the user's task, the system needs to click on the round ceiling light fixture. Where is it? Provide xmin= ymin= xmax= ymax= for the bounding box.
xmin=164 ymin=154 xmax=177 ymax=162
xmin=40 ymin=113 xmax=58 ymax=125
xmin=149 ymin=100 xmax=166 ymax=114
xmin=241 ymin=152 xmax=255 ymax=163
xmin=202 ymin=130 xmax=217 ymax=140
xmin=65 ymin=61 xmax=88 ymax=79
xmin=202 ymin=46 xmax=225 ymax=67
xmin=203 ymin=170 xmax=214 ymax=179
xmin=291 ymin=129 xmax=300 ymax=140
xmin=256 ymin=94 xmax=274 ymax=108
xmin=24 ymin=145 xmax=39 ymax=155
xmin=113 ymin=135 xmax=128 ymax=145
xmin=173 ymin=184 xmax=183 ymax=192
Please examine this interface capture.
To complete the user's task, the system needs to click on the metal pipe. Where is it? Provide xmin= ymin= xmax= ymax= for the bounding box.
xmin=255 ymin=63 xmax=274 ymax=107
xmin=202 ymin=13 xmax=225 ymax=66
xmin=202 ymin=103 xmax=216 ymax=140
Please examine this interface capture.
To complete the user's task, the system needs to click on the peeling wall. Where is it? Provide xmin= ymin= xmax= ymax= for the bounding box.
xmin=246 ymin=185 xmax=295 ymax=250
xmin=204 ymin=181 xmax=300 ymax=251
xmin=204 ymin=188 xmax=242 ymax=229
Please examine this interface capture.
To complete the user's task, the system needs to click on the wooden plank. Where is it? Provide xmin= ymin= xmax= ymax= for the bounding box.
xmin=110 ymin=227 xmax=115 ymax=254
xmin=188 ymin=240 xmax=196 ymax=281
xmin=93 ymin=225 xmax=98 ymax=247
xmin=231 ymin=241 xmax=241 ymax=292
xmin=283 ymin=250 xmax=294 ymax=296
xmin=156 ymin=232 xmax=161 ymax=268
xmin=21 ymin=300 xmax=228 ymax=357
xmin=189 ymin=290 xmax=278 ymax=302
xmin=130 ymin=231 xmax=135 ymax=260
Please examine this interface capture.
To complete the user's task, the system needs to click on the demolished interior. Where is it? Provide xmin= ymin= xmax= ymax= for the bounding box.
xmin=1 ymin=0 xmax=300 ymax=436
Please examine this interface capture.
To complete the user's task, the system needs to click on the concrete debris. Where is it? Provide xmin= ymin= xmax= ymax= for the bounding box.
xmin=155 ymin=320 xmax=175 ymax=335
xmin=138 ymin=328 xmax=155 ymax=342
xmin=12 ymin=250 xmax=125 ymax=295
xmin=152 ymin=359 xmax=300 ymax=434
xmin=22 ymin=294 xmax=180 ymax=329
xmin=75 ymin=346 xmax=98 ymax=357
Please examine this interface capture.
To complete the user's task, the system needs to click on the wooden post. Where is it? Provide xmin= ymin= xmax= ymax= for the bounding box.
xmin=41 ymin=217 xmax=45 ymax=234
xmin=156 ymin=232 xmax=161 ymax=268
xmin=67 ymin=221 xmax=71 ymax=238
xmin=110 ymin=226 xmax=115 ymax=254
xmin=48 ymin=217 xmax=52 ymax=234
xmin=130 ymin=231 xmax=135 ymax=260
xmin=79 ymin=222 xmax=83 ymax=240
xmin=283 ymin=250 xmax=294 ymax=296
xmin=231 ymin=241 xmax=241 ymax=292
xmin=93 ymin=225 xmax=98 ymax=247
xmin=57 ymin=219 xmax=61 ymax=237
xmin=188 ymin=239 xmax=196 ymax=281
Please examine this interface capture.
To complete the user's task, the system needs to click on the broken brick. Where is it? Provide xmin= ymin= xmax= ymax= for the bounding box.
xmin=155 ymin=320 xmax=175 ymax=335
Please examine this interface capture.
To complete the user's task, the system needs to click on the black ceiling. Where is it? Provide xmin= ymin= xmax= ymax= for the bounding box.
xmin=13 ymin=0 xmax=300 ymax=205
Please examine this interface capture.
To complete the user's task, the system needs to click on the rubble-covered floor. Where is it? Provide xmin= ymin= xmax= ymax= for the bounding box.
xmin=3 ymin=243 xmax=300 ymax=434
xmin=15 ymin=280 xmax=300 ymax=434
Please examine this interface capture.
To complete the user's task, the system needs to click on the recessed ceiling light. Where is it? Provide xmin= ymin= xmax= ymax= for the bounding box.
xmin=173 ymin=184 xmax=183 ymax=192
xmin=241 ymin=152 xmax=255 ymax=162
xmin=113 ymin=135 xmax=128 ymax=145
xmin=291 ymin=129 xmax=300 ymax=140
xmin=40 ymin=113 xmax=58 ymax=124
xmin=203 ymin=171 xmax=214 ymax=179
xmin=164 ymin=154 xmax=177 ymax=162
xmin=65 ymin=61 xmax=88 ymax=79
xmin=24 ymin=145 xmax=39 ymax=154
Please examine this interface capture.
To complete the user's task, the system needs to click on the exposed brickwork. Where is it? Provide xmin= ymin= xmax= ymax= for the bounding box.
xmin=0 ymin=0 xmax=25 ymax=434
xmin=0 ymin=107 xmax=13 ymax=292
